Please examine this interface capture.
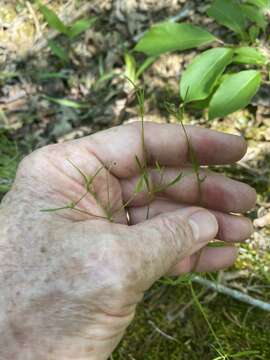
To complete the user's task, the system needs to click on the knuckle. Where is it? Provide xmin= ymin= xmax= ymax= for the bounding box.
xmin=159 ymin=215 xmax=194 ymax=255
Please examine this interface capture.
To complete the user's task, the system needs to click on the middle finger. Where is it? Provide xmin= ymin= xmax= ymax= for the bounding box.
xmin=121 ymin=167 xmax=256 ymax=213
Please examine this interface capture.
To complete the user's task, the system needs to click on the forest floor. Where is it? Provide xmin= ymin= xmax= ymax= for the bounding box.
xmin=0 ymin=1 xmax=270 ymax=359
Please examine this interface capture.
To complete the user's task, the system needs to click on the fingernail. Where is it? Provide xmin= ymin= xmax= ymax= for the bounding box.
xmin=188 ymin=210 xmax=218 ymax=243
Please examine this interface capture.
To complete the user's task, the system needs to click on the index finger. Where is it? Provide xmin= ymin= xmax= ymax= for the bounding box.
xmin=83 ymin=122 xmax=247 ymax=178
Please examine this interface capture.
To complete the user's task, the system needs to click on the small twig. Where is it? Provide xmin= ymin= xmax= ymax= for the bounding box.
xmin=167 ymin=288 xmax=206 ymax=322
xmin=148 ymin=320 xmax=179 ymax=342
xmin=193 ymin=276 xmax=270 ymax=312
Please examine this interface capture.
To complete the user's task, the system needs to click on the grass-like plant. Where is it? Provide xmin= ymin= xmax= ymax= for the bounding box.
xmin=37 ymin=1 xmax=96 ymax=63
xmin=41 ymin=80 xmax=192 ymax=222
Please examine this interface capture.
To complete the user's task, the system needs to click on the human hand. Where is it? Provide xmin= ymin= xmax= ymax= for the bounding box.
xmin=0 ymin=122 xmax=255 ymax=359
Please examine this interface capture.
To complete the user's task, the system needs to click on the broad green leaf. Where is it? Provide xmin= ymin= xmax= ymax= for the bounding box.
xmin=38 ymin=3 xmax=68 ymax=34
xmin=240 ymin=4 xmax=267 ymax=30
xmin=209 ymin=70 xmax=262 ymax=119
xmin=180 ymin=48 xmax=233 ymax=102
xmin=67 ymin=17 xmax=96 ymax=39
xmin=233 ymin=47 xmax=267 ymax=65
xmin=48 ymin=40 xmax=69 ymax=62
xmin=134 ymin=22 xmax=216 ymax=56
xmin=189 ymin=94 xmax=213 ymax=110
xmin=207 ymin=0 xmax=246 ymax=36
xmin=246 ymin=0 xmax=270 ymax=9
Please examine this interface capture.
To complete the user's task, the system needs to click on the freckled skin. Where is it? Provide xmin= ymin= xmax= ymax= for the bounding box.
xmin=0 ymin=123 xmax=255 ymax=359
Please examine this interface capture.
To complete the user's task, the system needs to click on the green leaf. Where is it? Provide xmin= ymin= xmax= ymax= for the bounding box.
xmin=124 ymin=52 xmax=137 ymax=84
xmin=35 ymin=71 xmax=69 ymax=80
xmin=230 ymin=350 xmax=260 ymax=358
xmin=233 ymin=47 xmax=267 ymax=65
xmin=38 ymin=2 xmax=68 ymax=34
xmin=160 ymin=274 xmax=194 ymax=286
xmin=44 ymin=96 xmax=89 ymax=109
xmin=189 ymin=94 xmax=213 ymax=110
xmin=246 ymin=0 xmax=270 ymax=9
xmin=67 ymin=17 xmax=96 ymax=39
xmin=159 ymin=172 xmax=182 ymax=191
xmin=135 ymin=175 xmax=145 ymax=193
xmin=207 ymin=0 xmax=246 ymax=36
xmin=249 ymin=25 xmax=260 ymax=42
xmin=134 ymin=22 xmax=216 ymax=56
xmin=180 ymin=48 xmax=233 ymax=102
xmin=209 ymin=70 xmax=262 ymax=119
xmin=240 ymin=4 xmax=267 ymax=30
xmin=48 ymin=40 xmax=69 ymax=62
xmin=136 ymin=56 xmax=157 ymax=79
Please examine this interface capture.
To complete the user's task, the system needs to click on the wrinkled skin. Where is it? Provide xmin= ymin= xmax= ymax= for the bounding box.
xmin=0 ymin=123 xmax=256 ymax=359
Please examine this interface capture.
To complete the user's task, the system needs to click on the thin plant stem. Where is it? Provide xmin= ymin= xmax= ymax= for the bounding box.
xmin=71 ymin=207 xmax=108 ymax=220
xmin=190 ymin=282 xmax=227 ymax=359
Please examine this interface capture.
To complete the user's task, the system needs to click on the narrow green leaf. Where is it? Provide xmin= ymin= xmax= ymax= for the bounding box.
xmin=161 ymin=172 xmax=182 ymax=190
xmin=249 ymin=25 xmax=260 ymax=42
xmin=135 ymin=175 xmax=145 ymax=193
xmin=41 ymin=205 xmax=70 ymax=212
xmin=240 ymin=4 xmax=267 ymax=30
xmin=124 ymin=52 xmax=137 ymax=84
xmin=67 ymin=159 xmax=89 ymax=189
xmin=48 ymin=40 xmax=69 ymax=62
xmin=35 ymin=71 xmax=69 ymax=80
xmin=180 ymin=48 xmax=233 ymax=102
xmin=44 ymin=96 xmax=88 ymax=109
xmin=209 ymin=70 xmax=262 ymax=119
xmin=207 ymin=0 xmax=246 ymax=36
xmin=67 ymin=17 xmax=96 ymax=39
xmin=160 ymin=274 xmax=194 ymax=286
xmin=231 ymin=350 xmax=260 ymax=358
xmin=135 ymin=56 xmax=157 ymax=79
xmin=134 ymin=22 xmax=216 ymax=56
xmin=155 ymin=160 xmax=164 ymax=173
xmin=233 ymin=47 xmax=267 ymax=65
xmin=135 ymin=155 xmax=144 ymax=171
xmin=246 ymin=0 xmax=270 ymax=9
xmin=38 ymin=3 xmax=68 ymax=34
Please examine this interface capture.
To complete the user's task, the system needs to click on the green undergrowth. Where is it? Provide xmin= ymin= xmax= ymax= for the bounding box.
xmin=114 ymin=282 xmax=270 ymax=360
xmin=0 ymin=132 xmax=20 ymax=198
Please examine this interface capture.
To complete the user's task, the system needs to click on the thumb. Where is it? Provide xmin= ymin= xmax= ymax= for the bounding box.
xmin=131 ymin=207 xmax=218 ymax=290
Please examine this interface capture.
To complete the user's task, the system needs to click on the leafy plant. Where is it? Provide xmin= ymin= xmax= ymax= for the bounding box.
xmin=124 ymin=53 xmax=157 ymax=84
xmin=134 ymin=22 xmax=216 ymax=56
xmin=134 ymin=0 xmax=269 ymax=120
xmin=37 ymin=1 xmax=96 ymax=62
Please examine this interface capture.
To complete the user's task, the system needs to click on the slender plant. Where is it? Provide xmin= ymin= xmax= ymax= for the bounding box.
xmin=37 ymin=1 xmax=96 ymax=63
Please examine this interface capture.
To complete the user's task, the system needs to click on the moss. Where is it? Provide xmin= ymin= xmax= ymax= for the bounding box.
xmin=113 ymin=283 xmax=270 ymax=359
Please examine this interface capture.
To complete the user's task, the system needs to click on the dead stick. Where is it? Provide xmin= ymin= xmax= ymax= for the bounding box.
xmin=193 ymin=276 xmax=270 ymax=312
